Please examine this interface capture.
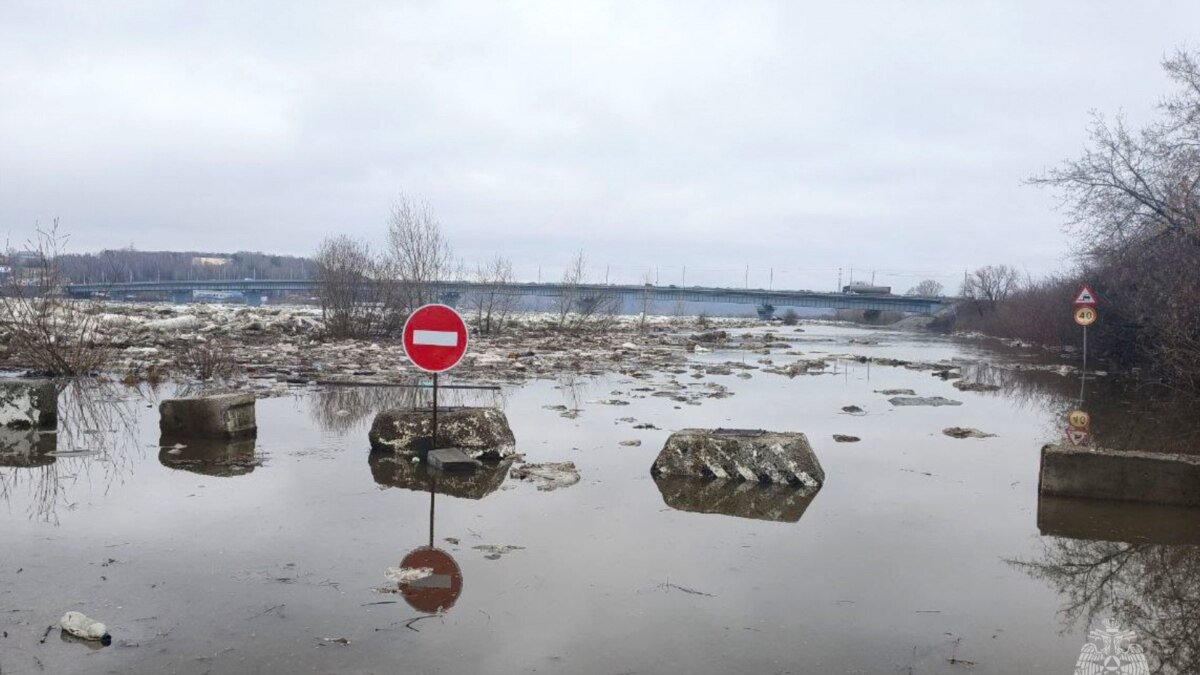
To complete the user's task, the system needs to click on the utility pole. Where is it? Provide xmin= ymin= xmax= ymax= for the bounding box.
xmin=605 ymin=265 xmax=610 ymax=285
xmin=871 ymin=270 xmax=876 ymax=285
xmin=682 ymin=266 xmax=686 ymax=286
xmin=837 ymin=267 xmax=842 ymax=292
xmin=744 ymin=265 xmax=749 ymax=289
xmin=769 ymin=267 xmax=773 ymax=290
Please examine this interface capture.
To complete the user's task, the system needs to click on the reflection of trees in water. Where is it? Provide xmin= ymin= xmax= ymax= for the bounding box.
xmin=310 ymin=384 xmax=507 ymax=433
xmin=0 ymin=380 xmax=144 ymax=524
xmin=1011 ymin=539 xmax=1200 ymax=674
xmin=960 ymin=362 xmax=1200 ymax=454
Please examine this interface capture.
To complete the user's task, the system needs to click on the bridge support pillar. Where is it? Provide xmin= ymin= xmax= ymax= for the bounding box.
xmin=756 ymin=303 xmax=775 ymax=321
xmin=439 ymin=291 xmax=461 ymax=308
xmin=171 ymin=291 xmax=191 ymax=305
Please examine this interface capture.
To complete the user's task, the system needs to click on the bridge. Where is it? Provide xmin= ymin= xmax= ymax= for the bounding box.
xmin=63 ymin=279 xmax=950 ymax=316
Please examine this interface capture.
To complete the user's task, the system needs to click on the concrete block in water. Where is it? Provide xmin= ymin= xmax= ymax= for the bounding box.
xmin=1039 ymin=444 xmax=1200 ymax=508
xmin=159 ymin=393 xmax=257 ymax=440
xmin=0 ymin=379 xmax=57 ymax=429
xmin=368 ymin=407 xmax=516 ymax=459
xmin=428 ymin=447 xmax=482 ymax=472
xmin=650 ymin=428 xmax=825 ymax=487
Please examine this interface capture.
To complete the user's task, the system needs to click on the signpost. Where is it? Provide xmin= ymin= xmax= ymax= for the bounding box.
xmin=402 ymin=304 xmax=469 ymax=451
xmin=1070 ymin=285 xmax=1097 ymax=448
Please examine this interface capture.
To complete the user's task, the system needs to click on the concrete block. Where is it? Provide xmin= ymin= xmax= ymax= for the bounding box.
xmin=654 ymin=475 xmax=819 ymax=523
xmin=1039 ymin=443 xmax=1200 ymax=508
xmin=159 ymin=393 xmax=257 ymax=440
xmin=368 ymin=407 xmax=516 ymax=459
xmin=650 ymin=428 xmax=824 ymax=487
xmin=0 ymin=379 xmax=57 ymax=429
xmin=428 ymin=447 xmax=482 ymax=472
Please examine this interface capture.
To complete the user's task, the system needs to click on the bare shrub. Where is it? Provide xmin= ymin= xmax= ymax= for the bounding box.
xmin=556 ymin=250 xmax=619 ymax=332
xmin=178 ymin=340 xmax=240 ymax=381
xmin=314 ymin=235 xmax=384 ymax=339
xmin=781 ymin=309 xmax=800 ymax=325
xmin=469 ymin=255 xmax=517 ymax=335
xmin=0 ymin=221 xmax=111 ymax=376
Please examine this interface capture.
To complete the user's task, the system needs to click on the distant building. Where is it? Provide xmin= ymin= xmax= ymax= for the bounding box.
xmin=192 ymin=256 xmax=231 ymax=267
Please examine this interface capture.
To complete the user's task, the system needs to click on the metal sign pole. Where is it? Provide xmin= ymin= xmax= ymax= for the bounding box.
xmin=429 ymin=484 xmax=436 ymax=548
xmin=1080 ymin=324 xmax=1087 ymax=405
xmin=432 ymin=369 xmax=441 ymax=449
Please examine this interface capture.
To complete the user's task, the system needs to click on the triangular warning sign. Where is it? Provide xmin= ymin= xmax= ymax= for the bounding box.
xmin=1074 ymin=285 xmax=1097 ymax=306
xmin=1066 ymin=428 xmax=1090 ymax=446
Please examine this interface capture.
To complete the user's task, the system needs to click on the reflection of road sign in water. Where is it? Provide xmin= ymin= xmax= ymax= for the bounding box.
xmin=1067 ymin=409 xmax=1091 ymax=429
xmin=1074 ymin=284 xmax=1098 ymax=307
xmin=403 ymin=304 xmax=469 ymax=373
xmin=1074 ymin=306 xmax=1097 ymax=327
xmin=397 ymin=546 xmax=463 ymax=613
xmin=1065 ymin=427 xmax=1090 ymax=447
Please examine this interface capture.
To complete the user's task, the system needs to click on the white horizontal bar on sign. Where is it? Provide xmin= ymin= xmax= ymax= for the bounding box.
xmin=412 ymin=330 xmax=459 ymax=347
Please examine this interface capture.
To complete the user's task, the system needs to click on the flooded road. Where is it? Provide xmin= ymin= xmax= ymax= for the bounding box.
xmin=2 ymin=324 xmax=1198 ymax=674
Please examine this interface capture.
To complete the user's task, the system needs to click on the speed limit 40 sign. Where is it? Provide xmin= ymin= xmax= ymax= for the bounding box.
xmin=1074 ymin=306 xmax=1097 ymax=327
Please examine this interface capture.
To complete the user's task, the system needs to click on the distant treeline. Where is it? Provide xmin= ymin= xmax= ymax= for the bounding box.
xmin=54 ymin=249 xmax=316 ymax=283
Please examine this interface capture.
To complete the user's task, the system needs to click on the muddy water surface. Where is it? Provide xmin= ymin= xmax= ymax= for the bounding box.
xmin=2 ymin=324 xmax=1199 ymax=674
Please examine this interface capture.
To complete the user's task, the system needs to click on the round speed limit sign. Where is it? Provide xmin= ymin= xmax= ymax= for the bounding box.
xmin=1067 ymin=409 xmax=1091 ymax=429
xmin=1074 ymin=306 xmax=1097 ymax=326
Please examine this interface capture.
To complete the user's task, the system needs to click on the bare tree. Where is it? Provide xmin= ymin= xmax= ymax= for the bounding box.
xmin=387 ymin=195 xmax=455 ymax=315
xmin=556 ymin=250 xmax=618 ymax=332
xmin=1029 ymin=48 xmax=1200 ymax=387
xmin=960 ymin=264 xmax=1020 ymax=315
xmin=0 ymin=221 xmax=110 ymax=376
xmin=314 ymin=235 xmax=382 ymax=338
xmin=906 ymin=279 xmax=944 ymax=296
xmin=470 ymin=254 xmax=517 ymax=335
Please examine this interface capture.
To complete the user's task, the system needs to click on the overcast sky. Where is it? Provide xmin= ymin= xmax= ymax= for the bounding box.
xmin=2 ymin=2 xmax=1198 ymax=291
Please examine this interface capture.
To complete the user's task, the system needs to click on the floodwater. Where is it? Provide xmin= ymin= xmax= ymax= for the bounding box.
xmin=2 ymin=324 xmax=1199 ymax=674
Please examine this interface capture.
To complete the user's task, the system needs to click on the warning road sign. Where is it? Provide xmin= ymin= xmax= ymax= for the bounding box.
xmin=1065 ymin=427 xmax=1090 ymax=447
xmin=1074 ymin=284 xmax=1098 ymax=306
xmin=1074 ymin=306 xmax=1097 ymax=327
xmin=403 ymin=304 xmax=469 ymax=373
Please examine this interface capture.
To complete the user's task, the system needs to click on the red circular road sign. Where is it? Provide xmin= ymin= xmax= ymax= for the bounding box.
xmin=397 ymin=546 xmax=463 ymax=613
xmin=402 ymin=304 xmax=469 ymax=373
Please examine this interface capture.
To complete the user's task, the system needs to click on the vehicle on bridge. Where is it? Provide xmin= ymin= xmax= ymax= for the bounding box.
xmin=842 ymin=283 xmax=892 ymax=295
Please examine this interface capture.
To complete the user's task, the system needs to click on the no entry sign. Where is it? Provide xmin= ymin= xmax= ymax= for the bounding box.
xmin=403 ymin=304 xmax=469 ymax=373
xmin=397 ymin=546 xmax=463 ymax=613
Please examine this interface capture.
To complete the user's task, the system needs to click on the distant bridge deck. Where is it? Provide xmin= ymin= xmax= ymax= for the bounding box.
xmin=64 ymin=279 xmax=950 ymax=314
